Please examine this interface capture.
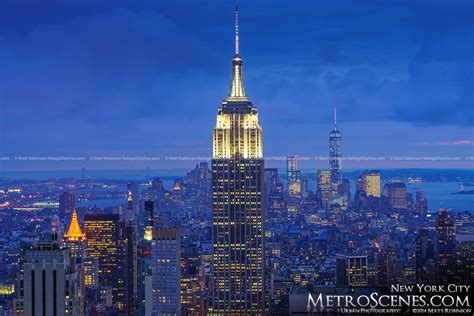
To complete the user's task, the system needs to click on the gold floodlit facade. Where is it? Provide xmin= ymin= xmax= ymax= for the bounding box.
xmin=210 ymin=4 xmax=266 ymax=314
xmin=361 ymin=170 xmax=381 ymax=197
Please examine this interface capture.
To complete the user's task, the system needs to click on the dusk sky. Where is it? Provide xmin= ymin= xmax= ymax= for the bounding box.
xmin=0 ymin=0 xmax=473 ymax=170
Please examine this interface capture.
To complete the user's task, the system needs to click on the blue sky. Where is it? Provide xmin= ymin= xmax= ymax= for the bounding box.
xmin=0 ymin=0 xmax=473 ymax=170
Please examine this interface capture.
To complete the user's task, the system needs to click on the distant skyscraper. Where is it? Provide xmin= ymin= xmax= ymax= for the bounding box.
xmin=59 ymin=191 xmax=75 ymax=220
xmin=51 ymin=215 xmax=60 ymax=233
xmin=14 ymin=233 xmax=84 ymax=316
xmin=316 ymin=170 xmax=331 ymax=209
xmin=354 ymin=176 xmax=366 ymax=208
xmin=360 ymin=170 xmax=380 ymax=197
xmin=336 ymin=255 xmax=368 ymax=287
xmin=211 ymin=4 xmax=265 ymax=313
xmin=63 ymin=210 xmax=86 ymax=253
xmin=120 ymin=220 xmax=137 ymax=316
xmin=62 ymin=211 xmax=99 ymax=306
xmin=151 ymin=228 xmax=181 ymax=315
xmin=264 ymin=168 xmax=279 ymax=196
xmin=63 ymin=210 xmax=87 ymax=281
xmin=329 ymin=108 xmax=342 ymax=198
xmin=437 ymin=209 xmax=456 ymax=284
xmin=138 ymin=202 xmax=153 ymax=315
xmin=455 ymin=234 xmax=474 ymax=285
xmin=84 ymin=214 xmax=121 ymax=306
xmin=127 ymin=182 xmax=139 ymax=208
xmin=264 ymin=168 xmax=279 ymax=214
xmin=414 ymin=189 xmax=428 ymax=217
xmin=383 ymin=182 xmax=408 ymax=210
xmin=187 ymin=162 xmax=211 ymax=191
xmin=66 ymin=211 xmax=98 ymax=291
xmin=180 ymin=244 xmax=202 ymax=315
xmin=124 ymin=191 xmax=136 ymax=222
xmin=151 ymin=178 xmax=164 ymax=191
xmin=300 ymin=174 xmax=309 ymax=199
xmin=287 ymin=155 xmax=301 ymax=197
xmin=267 ymin=182 xmax=286 ymax=211
xmin=84 ymin=214 xmax=136 ymax=314
xmin=377 ymin=244 xmax=403 ymax=287
xmin=143 ymin=200 xmax=154 ymax=241
xmin=415 ymin=228 xmax=436 ymax=284
xmin=338 ymin=178 xmax=351 ymax=206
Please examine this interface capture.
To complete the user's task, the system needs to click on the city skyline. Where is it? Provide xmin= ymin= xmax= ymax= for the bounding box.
xmin=0 ymin=1 xmax=473 ymax=170
xmin=0 ymin=2 xmax=473 ymax=315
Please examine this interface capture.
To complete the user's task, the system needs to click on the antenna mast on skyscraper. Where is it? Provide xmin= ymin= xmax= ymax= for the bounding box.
xmin=235 ymin=1 xmax=239 ymax=55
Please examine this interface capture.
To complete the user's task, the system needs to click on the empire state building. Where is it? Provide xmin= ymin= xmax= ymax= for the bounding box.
xmin=210 ymin=4 xmax=265 ymax=314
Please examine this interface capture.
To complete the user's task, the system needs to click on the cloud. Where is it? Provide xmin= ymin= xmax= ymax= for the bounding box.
xmin=417 ymin=140 xmax=473 ymax=146
xmin=0 ymin=7 xmax=225 ymax=154
xmin=0 ymin=0 xmax=472 ymax=165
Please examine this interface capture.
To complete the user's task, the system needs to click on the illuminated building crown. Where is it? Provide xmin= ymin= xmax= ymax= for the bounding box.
xmin=64 ymin=209 xmax=86 ymax=242
xmin=213 ymin=2 xmax=263 ymax=159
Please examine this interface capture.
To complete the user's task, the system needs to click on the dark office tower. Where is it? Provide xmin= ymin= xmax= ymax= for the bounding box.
xmin=338 ymin=178 xmax=351 ymax=206
xmin=84 ymin=214 xmax=136 ymax=314
xmin=383 ymin=182 xmax=408 ymax=210
xmin=329 ymin=108 xmax=342 ymax=198
xmin=354 ymin=176 xmax=367 ymax=210
xmin=415 ymin=228 xmax=436 ymax=283
xmin=264 ymin=168 xmax=278 ymax=196
xmin=437 ymin=209 xmax=456 ymax=284
xmin=354 ymin=189 xmax=367 ymax=210
xmin=14 ymin=233 xmax=84 ymax=316
xmin=210 ymin=4 xmax=265 ymax=314
xmin=59 ymin=191 xmax=75 ymax=220
xmin=120 ymin=221 xmax=137 ymax=316
xmin=151 ymin=228 xmax=181 ymax=315
xmin=414 ymin=189 xmax=428 ymax=217
xmin=377 ymin=244 xmax=403 ymax=288
xmin=287 ymin=155 xmax=301 ymax=197
xmin=336 ymin=255 xmax=368 ymax=288
xmin=301 ymin=174 xmax=309 ymax=199
xmin=264 ymin=168 xmax=279 ymax=210
xmin=81 ymin=167 xmax=86 ymax=179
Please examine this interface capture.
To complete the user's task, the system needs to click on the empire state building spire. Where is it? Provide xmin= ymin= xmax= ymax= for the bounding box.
xmin=227 ymin=2 xmax=247 ymax=101
xmin=235 ymin=2 xmax=240 ymax=55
